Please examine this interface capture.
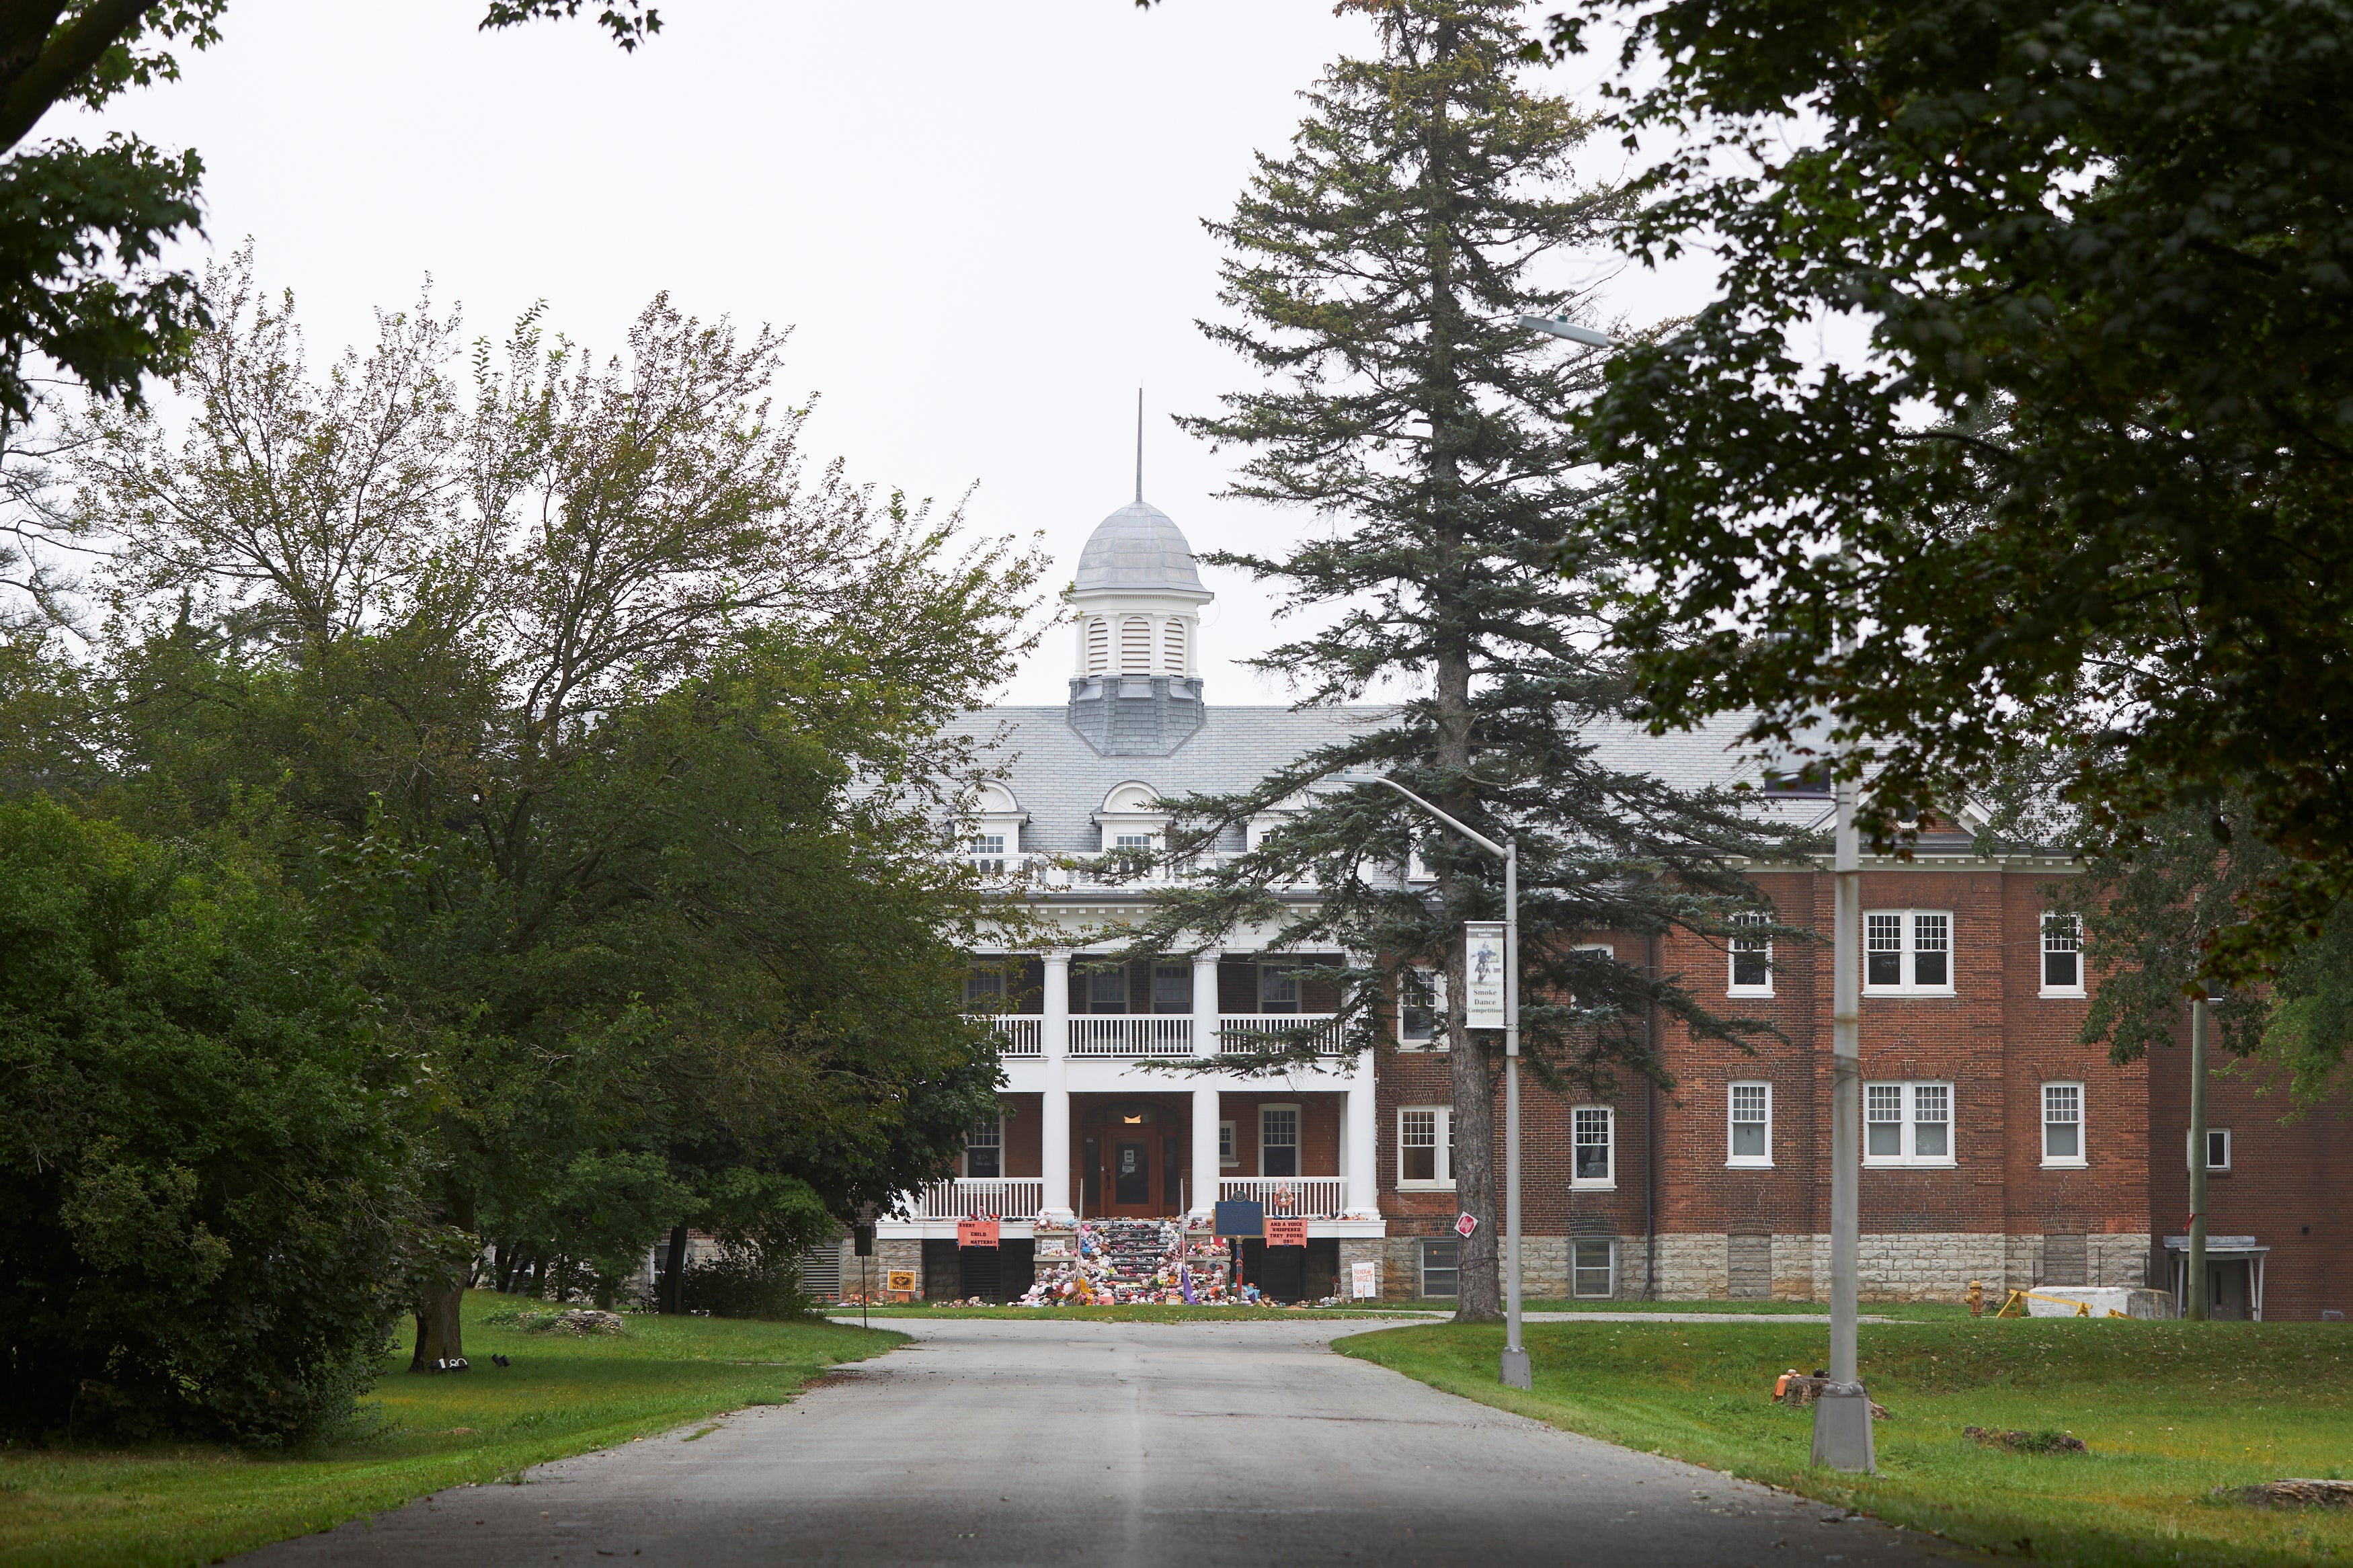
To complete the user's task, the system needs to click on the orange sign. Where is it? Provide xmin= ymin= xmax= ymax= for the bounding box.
xmin=1266 ymin=1217 xmax=1308 ymax=1247
xmin=956 ymin=1215 xmax=1000 ymax=1249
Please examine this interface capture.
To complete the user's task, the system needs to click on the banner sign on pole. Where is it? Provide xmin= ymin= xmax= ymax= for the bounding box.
xmin=1266 ymin=1217 xmax=1308 ymax=1247
xmin=955 ymin=1216 xmax=1000 ymax=1249
xmin=1464 ymin=921 xmax=1506 ymax=1028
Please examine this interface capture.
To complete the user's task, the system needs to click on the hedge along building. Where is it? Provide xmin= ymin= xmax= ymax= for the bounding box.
xmin=847 ymin=493 xmax=2346 ymax=1321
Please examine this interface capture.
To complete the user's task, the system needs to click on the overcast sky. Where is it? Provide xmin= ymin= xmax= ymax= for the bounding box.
xmin=79 ymin=1 xmax=1712 ymax=706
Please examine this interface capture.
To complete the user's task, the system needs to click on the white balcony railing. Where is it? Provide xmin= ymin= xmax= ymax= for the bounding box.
xmin=971 ymin=1014 xmax=1043 ymax=1056
xmin=1217 ymin=1013 xmax=1348 ymax=1055
xmin=1218 ymin=1176 xmax=1349 ymax=1219
xmin=1068 ymin=1016 xmax=1193 ymax=1055
xmin=908 ymin=1178 xmax=1044 ymax=1221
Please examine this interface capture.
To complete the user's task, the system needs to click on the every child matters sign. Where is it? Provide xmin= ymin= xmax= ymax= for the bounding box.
xmin=1464 ymin=921 xmax=1505 ymax=1028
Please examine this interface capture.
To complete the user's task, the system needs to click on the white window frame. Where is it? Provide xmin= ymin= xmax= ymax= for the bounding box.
xmin=959 ymin=1114 xmax=1004 ymax=1179
xmin=1727 ymin=1081 xmax=1773 ymax=1168
xmin=1862 ymin=909 xmax=1956 ymax=995
xmin=1419 ymin=1238 xmax=1460 ymax=1298
xmin=1568 ymin=942 xmax=1613 ymax=1006
xmin=1571 ymin=1104 xmax=1616 ymax=1189
xmin=2040 ymin=1081 xmax=2087 ymax=1167
xmin=1259 ymin=1102 xmax=1301 ymax=1178
xmin=1218 ymin=1119 xmax=1237 ymax=1168
xmin=1396 ymin=965 xmax=1447 ymax=1049
xmin=1397 ymin=1106 xmax=1454 ymax=1190
xmin=1862 ymin=1080 xmax=1956 ymax=1167
xmin=2040 ymin=913 xmax=2085 ymax=997
xmin=2189 ymin=1126 xmax=2232 ymax=1172
xmin=1570 ymin=1237 xmax=1616 ymax=1299
xmin=1728 ymin=913 xmax=1773 ymax=997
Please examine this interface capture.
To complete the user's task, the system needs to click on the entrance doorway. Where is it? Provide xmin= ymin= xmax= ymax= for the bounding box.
xmin=1082 ymin=1102 xmax=1186 ymax=1217
xmin=2207 ymin=1258 xmax=2251 ymax=1321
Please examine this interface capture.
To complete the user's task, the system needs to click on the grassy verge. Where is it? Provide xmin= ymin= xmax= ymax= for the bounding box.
xmin=1338 ymin=1317 xmax=2353 ymax=1568
xmin=823 ymin=1303 xmax=1439 ymax=1321
xmin=0 ymin=1292 xmax=903 ymax=1568
xmin=1521 ymin=1299 xmax=1972 ymax=1321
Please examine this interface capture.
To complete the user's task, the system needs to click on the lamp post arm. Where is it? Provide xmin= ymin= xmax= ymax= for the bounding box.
xmin=1359 ymin=775 xmax=1507 ymax=861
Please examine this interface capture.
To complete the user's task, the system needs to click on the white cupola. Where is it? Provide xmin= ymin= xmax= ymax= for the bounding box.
xmin=1069 ymin=499 xmax=1213 ymax=679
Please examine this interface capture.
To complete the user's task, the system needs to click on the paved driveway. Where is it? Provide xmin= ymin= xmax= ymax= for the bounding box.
xmin=242 ymin=1318 xmax=1966 ymax=1567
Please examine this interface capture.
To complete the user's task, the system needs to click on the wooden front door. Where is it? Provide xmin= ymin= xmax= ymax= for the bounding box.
xmin=1098 ymin=1125 xmax=1181 ymax=1217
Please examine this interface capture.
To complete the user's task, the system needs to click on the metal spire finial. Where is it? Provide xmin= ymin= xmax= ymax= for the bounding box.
xmin=1135 ymin=387 xmax=1144 ymax=505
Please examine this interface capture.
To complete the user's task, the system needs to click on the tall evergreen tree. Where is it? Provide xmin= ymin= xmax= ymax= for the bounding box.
xmin=1134 ymin=0 xmax=1803 ymax=1320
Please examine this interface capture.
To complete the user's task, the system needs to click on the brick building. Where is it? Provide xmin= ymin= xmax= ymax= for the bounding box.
xmin=850 ymin=495 xmax=2348 ymax=1322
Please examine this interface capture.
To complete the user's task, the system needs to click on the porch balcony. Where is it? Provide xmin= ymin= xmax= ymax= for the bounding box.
xmin=1068 ymin=1016 xmax=1194 ymax=1055
xmin=1219 ymin=1175 xmax=1349 ymax=1219
xmin=972 ymin=1015 xmax=1043 ymax=1057
xmin=908 ymin=1177 xmax=1045 ymax=1221
xmin=1216 ymin=1013 xmax=1347 ymax=1056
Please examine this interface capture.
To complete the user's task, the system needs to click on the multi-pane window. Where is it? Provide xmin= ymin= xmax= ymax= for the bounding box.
xmin=2042 ymin=914 xmax=2083 ymax=994
xmin=1398 ymin=1107 xmax=1455 ymax=1187
xmin=1113 ymin=833 xmax=1154 ymax=850
xmin=962 ymin=1117 xmax=1002 ymax=1179
xmin=1152 ymin=962 xmax=1193 ymax=1014
xmin=969 ymin=833 xmax=1006 ymax=856
xmin=1086 ymin=966 xmax=1127 ymax=1014
xmin=2192 ymin=1127 xmax=2232 ymax=1171
xmin=1864 ymin=910 xmax=1953 ymax=993
xmin=1260 ymin=1105 xmax=1300 ymax=1177
xmin=1398 ymin=966 xmax=1445 ymax=1048
xmin=2041 ymin=1082 xmax=2085 ymax=1165
xmin=1260 ymin=964 xmax=1301 ymax=1015
xmin=1420 ymin=1239 xmax=1460 ymax=1298
xmin=1728 ymin=1081 xmax=1772 ymax=1166
xmin=1572 ymin=1106 xmax=1615 ymax=1186
xmin=963 ymin=963 xmax=1005 ymax=1007
xmin=1572 ymin=1239 xmax=1616 ymax=1299
xmin=1729 ymin=914 xmax=1772 ymax=994
xmin=1218 ymin=1120 xmax=1236 ymax=1167
xmin=1864 ymin=1081 xmax=1954 ymax=1165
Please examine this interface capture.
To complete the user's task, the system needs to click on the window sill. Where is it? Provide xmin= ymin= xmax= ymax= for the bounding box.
xmin=1726 ymin=1158 xmax=1774 ymax=1170
xmin=1396 ymin=1181 xmax=1456 ymax=1192
xmin=2039 ymin=1157 xmax=2089 ymax=1170
xmin=1864 ymin=987 xmax=1958 ymax=999
xmin=1863 ymin=1158 xmax=1958 ymax=1169
xmin=2039 ymin=987 xmax=2087 ymax=1000
xmin=1727 ymin=986 xmax=1774 ymax=999
xmin=1570 ymin=1179 xmax=1618 ymax=1191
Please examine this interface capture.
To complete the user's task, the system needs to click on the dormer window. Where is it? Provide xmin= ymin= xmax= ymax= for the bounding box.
xmin=1094 ymin=781 xmax=1170 ymax=856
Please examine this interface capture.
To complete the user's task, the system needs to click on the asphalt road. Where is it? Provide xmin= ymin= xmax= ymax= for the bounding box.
xmin=241 ymin=1319 xmax=1969 ymax=1567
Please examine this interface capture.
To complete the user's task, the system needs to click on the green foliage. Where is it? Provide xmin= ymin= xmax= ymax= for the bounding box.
xmin=25 ymin=251 xmax=1043 ymax=1332
xmin=0 ymin=796 xmax=417 ymax=1443
xmin=678 ymin=1242 xmax=815 ymax=1321
xmin=1542 ymin=0 xmax=2353 ymax=983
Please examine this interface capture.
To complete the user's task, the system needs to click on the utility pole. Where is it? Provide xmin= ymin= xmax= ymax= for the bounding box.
xmin=1813 ymin=643 xmax=1872 ymax=1471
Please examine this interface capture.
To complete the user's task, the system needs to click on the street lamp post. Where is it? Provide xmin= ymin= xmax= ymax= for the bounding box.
xmin=1354 ymin=773 xmax=1529 ymax=1390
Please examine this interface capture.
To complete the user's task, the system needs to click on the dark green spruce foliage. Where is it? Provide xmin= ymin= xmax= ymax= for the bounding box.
xmin=0 ymin=798 xmax=415 ymax=1442
xmin=1543 ymin=0 xmax=2353 ymax=982
xmin=1135 ymin=0 xmax=1803 ymax=1321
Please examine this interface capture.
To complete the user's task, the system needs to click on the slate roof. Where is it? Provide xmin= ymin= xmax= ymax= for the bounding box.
xmin=944 ymin=702 xmax=1833 ymax=855
xmin=1071 ymin=502 xmax=1209 ymax=596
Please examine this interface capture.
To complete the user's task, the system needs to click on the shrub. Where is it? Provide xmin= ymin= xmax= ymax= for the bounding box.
xmin=678 ymin=1243 xmax=813 ymax=1320
xmin=0 ymin=800 xmax=418 ymax=1443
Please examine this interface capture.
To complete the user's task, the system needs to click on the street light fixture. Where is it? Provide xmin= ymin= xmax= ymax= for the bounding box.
xmin=1347 ymin=772 xmax=1529 ymax=1390
xmin=1515 ymin=313 xmax=1617 ymax=349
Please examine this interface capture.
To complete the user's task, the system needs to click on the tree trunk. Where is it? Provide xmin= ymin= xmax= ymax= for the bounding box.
xmin=407 ymin=1276 xmax=466 ymax=1372
xmin=660 ymin=1225 xmax=690 ymax=1314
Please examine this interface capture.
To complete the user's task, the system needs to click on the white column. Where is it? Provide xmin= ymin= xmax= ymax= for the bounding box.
xmin=1191 ymin=948 xmax=1222 ymax=1217
xmin=1041 ymin=949 xmax=1074 ymax=1225
xmin=1345 ymin=1064 xmax=1379 ymax=1218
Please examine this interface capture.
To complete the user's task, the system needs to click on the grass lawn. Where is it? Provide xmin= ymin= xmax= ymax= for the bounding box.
xmin=1339 ymin=1317 xmax=2353 ymax=1568
xmin=823 ymin=1302 xmax=1440 ymax=1321
xmin=1521 ymin=1298 xmax=1973 ymax=1321
xmin=0 ymin=1292 xmax=903 ymax=1568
